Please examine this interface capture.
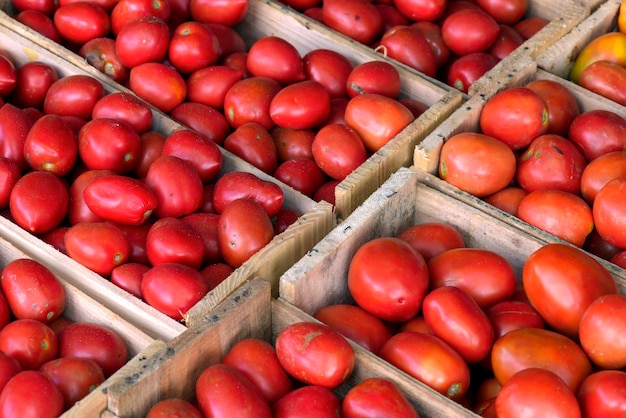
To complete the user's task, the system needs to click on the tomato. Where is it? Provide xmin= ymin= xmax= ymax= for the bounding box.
xmin=577 ymin=370 xmax=626 ymax=418
xmin=129 ymin=62 xmax=187 ymax=113
xmin=10 ymin=171 xmax=69 ymax=234
xmin=495 ymin=368 xmax=581 ymax=418
xmin=221 ymin=51 xmax=249 ymax=76
xmin=12 ymin=0 xmax=56 ymax=14
xmin=223 ymin=76 xmax=282 ymax=129
xmin=221 ymin=338 xmax=293 ymax=404
xmin=92 ymin=92 xmax=153 ymax=134
xmin=246 ymin=36 xmax=305 ymax=85
xmin=579 ymin=60 xmax=626 ymax=106
xmin=182 ymin=212 xmax=221 ymax=265
xmin=110 ymin=262 xmax=148 ymax=298
xmin=517 ymin=189 xmax=593 ymax=247
xmin=273 ymin=207 xmax=299 ymax=235
xmin=342 ymin=377 xmax=420 ymax=418
xmin=273 ymin=385 xmax=341 ymax=418
xmin=311 ymin=123 xmax=368 ymax=181
xmin=22 ymin=113 xmax=76 ymax=176
xmin=186 ymin=66 xmax=244 ymax=110
xmin=446 ymin=52 xmax=499 ymax=93
xmin=379 ymin=25 xmax=437 ymax=77
xmin=162 ymin=129 xmax=222 ymax=183
xmin=16 ymin=10 xmax=64 ymax=43
xmin=482 ymin=186 xmax=528 ymax=216
xmin=314 ymin=180 xmax=339 ymax=205
xmin=439 ymin=132 xmax=516 ymax=197
xmin=525 ymin=78 xmax=580 ymax=137
xmin=68 ymin=169 xmax=114 ymax=225
xmin=513 ymin=16 xmax=548 ymax=40
xmin=64 ymin=221 xmax=131 ymax=276
xmin=79 ymin=37 xmax=130 ymax=85
xmin=569 ymin=32 xmax=626 ymax=84
xmin=0 ymin=371 xmax=64 ymax=418
xmin=200 ymin=263 xmax=234 ymax=290
xmin=346 ymin=60 xmax=401 ymax=99
xmin=0 ymin=318 xmax=57 ymax=369
xmin=141 ymin=262 xmax=210 ymax=320
xmin=223 ymin=122 xmax=278 ymax=174
xmin=593 ymin=177 xmax=626 ymax=248
xmin=379 ymin=331 xmax=470 ymax=400
xmin=397 ymin=222 xmax=465 ymax=262
xmin=43 ymin=74 xmax=105 ymax=120
xmin=146 ymin=217 xmax=205 ymax=268
xmin=53 ymin=2 xmax=111 ymax=46
xmin=486 ymin=300 xmax=544 ymax=339
xmin=348 ymin=237 xmax=429 ymax=323
xmin=479 ymin=87 xmax=549 ymax=150
xmin=0 ymin=55 xmax=16 ymax=98
xmin=132 ymin=131 xmax=165 ymax=179
xmin=567 ymin=109 xmax=626 ymax=161
xmin=212 ymin=171 xmax=285 ymax=217
xmin=580 ymin=151 xmax=626 ymax=205
xmin=313 ymin=304 xmax=392 ymax=355
xmin=0 ymin=352 xmax=21 ymax=394
xmin=217 ymin=198 xmax=274 ymax=268
xmin=189 ymin=0 xmax=248 ymax=26
xmin=117 ymin=222 xmax=151 ymax=265
xmin=0 ymin=104 xmax=32 ymax=171
xmin=40 ymin=357 xmax=105 ymax=409
xmin=441 ymin=8 xmax=499 ymax=55
xmin=344 ymin=93 xmax=414 ymax=152
xmin=195 ymin=364 xmax=271 ymax=418
xmin=168 ymin=21 xmax=220 ymax=74
xmin=205 ymin=23 xmax=247 ymax=59
xmin=78 ymin=118 xmax=141 ymax=174
xmin=409 ymin=21 xmax=448 ymax=70
xmin=322 ymin=0 xmax=383 ymax=45
xmin=0 ymin=158 xmax=20 ymax=210
xmin=273 ymin=158 xmax=327 ymax=198
xmin=394 ymin=0 xmax=445 ymax=21
xmin=147 ymin=398 xmax=203 ymax=418
xmin=271 ymin=126 xmax=315 ymax=161
xmin=169 ymin=102 xmax=232 ymax=146
xmin=516 ymin=134 xmax=587 ymax=194
xmin=270 ymin=81 xmax=331 ymax=130
xmin=488 ymin=24 xmax=525 ymax=60
xmin=145 ymin=155 xmax=204 ymax=218
xmin=476 ymin=0 xmax=528 ymax=25
xmin=303 ymin=49 xmax=353 ymax=99
xmin=585 ymin=228 xmax=622 ymax=262
xmin=9 ymin=61 xmax=58 ymax=110
xmin=275 ymin=321 xmax=355 ymax=388
xmin=620 ymin=0 xmax=626 ymax=34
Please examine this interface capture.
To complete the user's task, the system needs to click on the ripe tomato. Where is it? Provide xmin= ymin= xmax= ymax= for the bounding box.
xmin=0 ymin=319 xmax=57 ymax=370
xmin=217 ymin=198 xmax=274 ymax=268
xmin=486 ymin=300 xmax=544 ymax=339
xmin=577 ymin=370 xmax=626 ymax=418
xmin=322 ymin=0 xmax=383 ymax=45
xmin=169 ymin=102 xmax=232 ymax=146
xmin=270 ymin=81 xmax=331 ymax=130
xmin=579 ymin=294 xmax=626 ymax=369
xmin=273 ymin=158 xmax=327 ymax=198
xmin=10 ymin=171 xmax=69 ymax=234
xmin=567 ymin=109 xmax=626 ymax=161
xmin=195 ymin=364 xmax=271 ymax=418
xmin=0 ymin=104 xmax=32 ymax=171
xmin=346 ymin=60 xmax=401 ymax=99
xmin=133 ymin=131 xmax=165 ymax=179
xmin=0 ymin=352 xmax=21 ymax=394
xmin=348 ymin=237 xmax=429 ymax=322
xmin=311 ymin=123 xmax=368 ymax=181
xmin=16 ymin=9 xmax=64 ymax=43
xmin=223 ymin=122 xmax=278 ymax=174
xmin=593 ymin=177 xmax=626 ymax=248
xmin=110 ymin=262 xmax=148 ymax=298
xmin=1 ymin=258 xmax=66 ymax=323
xmin=200 ymin=263 xmax=234 ymax=290
xmin=110 ymin=0 xmax=171 ymax=35
xmin=43 ymin=74 xmax=105 ymax=120
xmin=129 ymin=62 xmax=187 ymax=113
xmin=223 ymin=76 xmax=282 ymax=129
xmin=585 ymin=228 xmax=622 ymax=262
xmin=0 ymin=158 xmax=20 ymax=210
xmin=186 ymin=65 xmax=244 ymax=110
xmin=146 ymin=217 xmax=205 ymax=268
xmin=394 ymin=0 xmax=446 ymax=21
xmin=40 ymin=357 xmax=106 ymax=410
xmin=275 ymin=321 xmax=355 ymax=388
xmin=484 ymin=186 xmax=528 ymax=215
xmin=446 ymin=52 xmax=499 ymax=93
xmin=246 ymin=36 xmax=305 ymax=85
xmin=78 ymin=118 xmax=141 ymax=174
xmin=68 ymin=169 xmax=115 ymax=225
xmin=92 ymin=92 xmax=153 ymax=134
xmin=495 ymin=368 xmax=581 ymax=418
xmin=212 ymin=171 xmax=285 ymax=217
xmin=342 ymin=377 xmax=420 ymax=418
xmin=579 ymin=60 xmax=626 ymax=106
xmin=162 ymin=129 xmax=222 ymax=183
xmin=439 ymin=132 xmax=516 ymax=197
xmin=479 ymin=87 xmax=549 ymax=150
xmin=303 ymin=48 xmax=353 ymax=99
xmin=525 ymin=79 xmax=580 ymax=137
xmin=79 ymin=37 xmax=130 ymax=85
xmin=476 ymin=0 xmax=528 ymax=25
xmin=514 ymin=16 xmax=548 ymax=39
xmin=441 ymin=8 xmax=500 ymax=55
xmin=379 ymin=331 xmax=470 ymax=400
xmin=411 ymin=20 xmax=450 ymax=69
xmin=168 ymin=21 xmax=220 ymax=74
xmin=53 ymin=2 xmax=111 ymax=45
xmin=273 ymin=385 xmax=341 ymax=418
xmin=221 ymin=338 xmax=293 ymax=404
xmin=9 ymin=61 xmax=58 ymax=109
xmin=379 ymin=25 xmax=437 ymax=77
xmin=147 ymin=398 xmax=202 ymax=418
xmin=189 ymin=0 xmax=248 ymax=26
xmin=64 ymin=221 xmax=131 ymax=277
xmin=271 ymin=126 xmax=315 ymax=161
xmin=488 ymin=25 xmax=525 ymax=60
xmin=397 ymin=222 xmax=465 ymax=262
xmin=569 ymin=32 xmax=626 ymax=84
xmin=205 ymin=23 xmax=247 ymax=59
xmin=23 ymin=113 xmax=77 ymax=176
xmin=0 ymin=371 xmax=64 ymax=418
xmin=580 ymin=151 xmax=626 ymax=205
xmin=12 ymin=0 xmax=56 ymax=14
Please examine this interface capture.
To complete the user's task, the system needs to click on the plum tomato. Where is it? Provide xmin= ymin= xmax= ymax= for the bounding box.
xmin=78 ymin=118 xmax=141 ymax=174
xmin=379 ymin=25 xmax=437 ymax=77
xmin=482 ymin=186 xmax=528 ymax=217
xmin=110 ymin=262 xmax=149 ymax=298
xmin=580 ymin=151 xmax=626 ymax=205
xmin=593 ymin=177 xmax=626 ymax=250
xmin=342 ymin=377 xmax=420 ymax=418
xmin=271 ymin=126 xmax=315 ymax=161
xmin=223 ymin=76 xmax=282 ymax=130
xmin=394 ymin=0 xmax=446 ymax=21
xmin=303 ymin=48 xmax=353 ymax=99
xmin=272 ymin=385 xmax=341 ymax=418
xmin=579 ymin=294 xmax=626 ymax=370
xmin=322 ymin=0 xmax=383 ymax=45
xmin=9 ymin=61 xmax=58 ymax=110
xmin=488 ymin=24 xmax=525 ymax=60
xmin=79 ymin=37 xmax=130 ymax=85
xmin=169 ymin=102 xmax=232 ymax=146
xmin=525 ymin=79 xmax=580 ymax=137
xmin=446 ymin=52 xmax=498 ymax=93
xmin=133 ymin=131 xmax=165 ymax=179
xmin=514 ymin=16 xmax=548 ymax=39
xmin=186 ymin=65 xmax=244 ymax=110
xmin=129 ymin=62 xmax=186 ymax=113
xmin=43 ymin=74 xmax=105 ymax=121
xmin=205 ymin=23 xmax=247 ymax=59
xmin=145 ymin=217 xmax=205 ymax=269
xmin=168 ymin=21 xmax=221 ymax=74
xmin=0 ymin=319 xmax=58 ymax=370
xmin=146 ymin=398 xmax=202 ymax=418
xmin=311 ymin=123 xmax=368 ymax=181
xmin=411 ymin=20 xmax=450 ymax=69
xmin=567 ymin=109 xmax=626 ymax=161
xmin=0 ymin=104 xmax=32 ymax=172
xmin=476 ymin=0 xmax=528 ymax=25
xmin=0 ymin=371 xmax=64 ymax=418
xmin=577 ymin=370 xmax=626 ymax=418
xmin=273 ymin=158 xmax=327 ymax=198
xmin=270 ymin=81 xmax=331 ymax=130
xmin=486 ymin=300 xmax=544 ymax=339
xmin=397 ymin=222 xmax=465 ymax=262
xmin=68 ymin=169 xmax=115 ymax=225
xmin=53 ymin=2 xmax=111 ymax=46
xmin=189 ymin=0 xmax=248 ymax=26
xmin=0 ymin=157 xmax=20 ymax=210
xmin=40 ymin=357 xmax=106 ymax=410
xmin=92 ymin=92 xmax=153 ymax=134
xmin=0 ymin=352 xmax=21 ymax=394
xmin=162 ymin=129 xmax=222 ymax=183
xmin=109 ymin=0 xmax=171 ymax=35
xmin=23 ymin=113 xmax=78 ymax=176
xmin=441 ymin=8 xmax=500 ymax=55
xmin=346 ymin=60 xmax=401 ymax=99
xmin=579 ymin=60 xmax=626 ymax=106
xmin=17 ymin=10 xmax=64 ymax=43
xmin=246 ymin=36 xmax=305 ymax=85
xmin=212 ymin=171 xmax=284 ymax=217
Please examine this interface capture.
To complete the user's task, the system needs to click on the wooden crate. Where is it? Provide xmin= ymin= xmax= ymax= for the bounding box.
xmin=0 ymin=235 xmax=158 ymax=417
xmin=0 ymin=22 xmax=336 ymax=341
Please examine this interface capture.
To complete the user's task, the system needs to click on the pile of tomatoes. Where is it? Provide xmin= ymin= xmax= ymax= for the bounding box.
xmin=0 ymin=258 xmax=129 ymax=416
xmin=279 ymin=0 xmax=547 ymax=92
xmin=146 ymin=323 xmax=421 ymax=417
xmin=437 ymin=78 xmax=626 ymax=269
xmin=313 ymin=221 xmax=626 ymax=417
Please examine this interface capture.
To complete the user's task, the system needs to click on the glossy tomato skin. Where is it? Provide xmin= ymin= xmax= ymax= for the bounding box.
xmin=379 ymin=331 xmax=470 ymax=400
xmin=348 ymin=237 xmax=429 ymax=323
xmin=273 ymin=158 xmax=327 ymax=198
xmin=577 ymin=370 xmax=626 ymax=418
xmin=397 ymin=222 xmax=465 ymax=262
xmin=580 ymin=151 xmax=626 ymax=205
xmin=246 ymin=36 xmax=305 ymax=85
xmin=439 ymin=132 xmax=516 ymax=197
xmin=79 ymin=37 xmax=130 ymax=84
xmin=411 ymin=20 xmax=450 ymax=69
xmin=189 ymin=0 xmax=248 ymax=26
xmin=495 ymin=368 xmax=581 ymax=418
xmin=593 ymin=177 xmax=626 ymax=248
xmin=0 ymin=352 xmax=21 ymax=394
xmin=525 ymin=78 xmax=580 ymax=136
xmin=579 ymin=293 xmax=626 ymax=369
xmin=0 ymin=158 xmax=20 ymax=210
xmin=162 ymin=129 xmax=222 ymax=183
xmin=223 ymin=122 xmax=278 ymax=174
xmin=186 ymin=65 xmax=244 ymax=110
xmin=68 ymin=169 xmax=115 ymax=225
xmin=275 ymin=321 xmax=355 ymax=388
xmin=486 ymin=300 xmax=544 ymax=339
xmin=145 ymin=217 xmax=205 ymax=269
xmin=169 ymin=102 xmax=232 ymax=146
xmin=311 ymin=123 xmax=368 ymax=181
xmin=441 ymin=8 xmax=500 ymax=55
xmin=342 ymin=377 xmax=420 ymax=418
xmin=44 ymin=74 xmax=105 ymax=120
xmin=346 ymin=60 xmax=401 ymax=99
xmin=78 ymin=118 xmax=141 ymax=174
xmin=1 ymin=258 xmax=66 ymax=323
xmin=9 ymin=61 xmax=59 ymax=109
xmin=212 ymin=171 xmax=284 ymax=217
xmin=271 ymin=126 xmax=315 ymax=161
xmin=0 ymin=104 xmax=32 ymax=171
xmin=53 ymin=2 xmax=111 ymax=46
xmin=146 ymin=398 xmax=203 ymax=418
xmin=168 ymin=21 xmax=221 ymax=74
xmin=40 ymin=357 xmax=106 ymax=410
xmin=221 ymin=338 xmax=293 ymax=404
xmin=303 ymin=48 xmax=353 ymax=99
xmin=92 ymin=92 xmax=153 ymax=134
xmin=223 ymin=76 xmax=282 ymax=130
xmin=0 ymin=319 xmax=58 ymax=370
xmin=23 ymin=113 xmax=77 ymax=176
xmin=273 ymin=385 xmax=341 ymax=418
xmin=109 ymin=0 xmax=171 ymax=35
xmin=129 ymin=62 xmax=187 ymax=113
xmin=394 ymin=0 xmax=446 ymax=21
xmin=489 ymin=24 xmax=525 ymax=60
xmin=579 ymin=60 xmax=626 ymax=106
xmin=446 ymin=52 xmax=498 ymax=93
xmin=270 ymin=81 xmax=331 ymax=130
xmin=380 ymin=25 xmax=437 ymax=77
xmin=0 ymin=370 xmax=64 ymax=418
xmin=322 ymin=0 xmax=383 ymax=45
xmin=16 ymin=10 xmax=63 ymax=43
xmin=110 ymin=262 xmax=148 ymax=298
xmin=567 ymin=109 xmax=626 ymax=161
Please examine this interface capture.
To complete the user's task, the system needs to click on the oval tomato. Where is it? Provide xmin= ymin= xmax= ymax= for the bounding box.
xmin=577 ymin=370 xmax=626 ymax=418
xmin=92 ymin=92 xmax=153 ymax=134
xmin=0 ymin=352 xmax=21 ymax=394
xmin=379 ymin=25 xmax=437 ymax=77
xmin=110 ymin=262 xmax=148 ymax=298
xmin=186 ymin=65 xmax=244 ymax=110
xmin=311 ymin=123 xmax=368 ymax=181
xmin=40 ymin=357 xmax=106 ymax=410
xmin=394 ymin=0 xmax=445 ymax=21
xmin=129 ymin=62 xmax=187 ymax=113
xmin=78 ymin=118 xmax=141 ymax=174
xmin=593 ymin=177 xmax=626 ymax=248
xmin=109 ymin=0 xmax=171 ymax=35
xmin=162 ymin=129 xmax=222 ymax=183
xmin=273 ymin=385 xmax=341 ymax=418
xmin=168 ymin=21 xmax=220 ymax=74
xmin=342 ymin=377 xmax=420 ymax=418
xmin=525 ymin=78 xmax=580 ymax=137
xmin=446 ymin=52 xmax=499 ymax=93
xmin=567 ymin=109 xmax=626 ymax=161
xmin=271 ymin=126 xmax=315 ymax=161
xmin=322 ymin=0 xmax=383 ymax=45
xmin=22 ymin=113 xmax=77 ymax=176
xmin=146 ymin=398 xmax=202 ymax=418
xmin=0 ymin=104 xmax=33 ymax=172
xmin=346 ymin=60 xmax=401 ymax=99
xmin=53 ymin=2 xmax=111 ymax=45
xmin=10 ymin=61 xmax=58 ymax=110
xmin=303 ymin=48 xmax=353 ymax=99
xmin=212 ymin=171 xmax=285 ymax=217
xmin=579 ymin=293 xmax=626 ymax=369
xmin=246 ymin=36 xmax=305 ymax=85
xmin=514 ymin=16 xmax=548 ymax=39
xmin=223 ymin=76 xmax=282 ymax=130
xmin=579 ymin=60 xmax=626 ymax=106
xmin=43 ymin=74 xmax=105 ymax=120
xmin=68 ymin=169 xmax=115 ymax=225
xmin=569 ymin=32 xmax=626 ymax=84
xmin=580 ymin=151 xmax=626 ymax=205
xmin=0 ymin=158 xmax=20 ymax=210
xmin=189 ymin=0 xmax=248 ymax=26
xmin=397 ymin=222 xmax=465 ymax=262
xmin=483 ymin=186 xmax=528 ymax=216
xmin=0 ymin=371 xmax=64 ymax=418
xmin=133 ymin=130 xmax=165 ymax=179
xmin=0 ymin=319 xmax=57 ymax=370
xmin=17 ymin=9 xmax=64 ymax=43
xmin=169 ymin=102 xmax=232 ymax=146
xmin=486 ymin=300 xmax=544 ymax=339
xmin=441 ymin=8 xmax=500 ymax=55
xmin=145 ymin=217 xmax=205 ymax=269
xmin=223 ymin=122 xmax=278 ymax=174
xmin=488 ymin=24 xmax=525 ymax=60
xmin=476 ymin=0 xmax=528 ymax=25
xmin=270 ymin=81 xmax=331 ymax=130
xmin=273 ymin=158 xmax=327 ymax=198
xmin=79 ymin=37 xmax=130 ymax=85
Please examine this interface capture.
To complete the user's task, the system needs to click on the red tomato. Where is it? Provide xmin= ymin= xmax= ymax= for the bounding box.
xmin=346 ymin=60 xmax=401 ymax=99
xmin=517 ymin=190 xmax=593 ymax=247
xmin=217 ymin=198 xmax=274 ymax=268
xmin=68 ymin=169 xmax=115 ymax=225
xmin=12 ymin=0 xmax=56 ymax=14
xmin=212 ymin=171 xmax=285 ymax=217
xmin=200 ymin=263 xmax=234 ymax=290
xmin=397 ymin=222 xmax=465 ymax=262
xmin=488 ymin=24 xmax=524 ymax=60
xmin=579 ymin=60 xmax=626 ymax=106
xmin=79 ymin=37 xmax=130 ymax=85
xmin=129 ymin=62 xmax=187 ymax=113
xmin=246 ymin=36 xmax=305 ymax=85
xmin=169 ymin=102 xmax=232 ymax=146
xmin=53 ymin=2 xmax=111 ymax=45
xmin=525 ymin=78 xmax=580 ymax=137
xmin=273 ymin=385 xmax=341 ymax=418
xmin=270 ymin=81 xmax=331 ymax=130
xmin=92 ymin=92 xmax=153 ymax=134
xmin=486 ymin=300 xmax=544 ymax=339
xmin=448 ymin=52 xmax=499 ymax=93
xmin=0 ymin=104 xmax=32 ymax=171
xmin=145 ymin=155 xmax=204 ymax=218
xmin=314 ymin=180 xmax=339 ymax=205
xmin=78 ymin=118 xmax=141 ymax=174
xmin=516 ymin=133 xmax=587 ymax=194
xmin=1 ymin=258 xmax=66 ymax=323
xmin=577 ymin=370 xmax=626 ymax=418
xmin=567 ymin=109 xmax=626 ymax=161
xmin=0 ymin=55 xmax=16 ymax=98
xmin=441 ymin=8 xmax=500 ymax=55
xmin=522 ymin=243 xmax=617 ymax=339
xmin=110 ymin=0 xmax=171 ymax=35
xmin=482 ymin=186 xmax=528 ymax=216
xmin=186 ymin=66 xmax=244 ymax=110
xmin=9 ymin=61 xmax=58 ymax=109
xmin=275 ymin=321 xmax=355 ymax=388
xmin=347 ymin=237 xmax=429 ymax=322
xmin=411 ymin=20 xmax=450 ymax=69
xmin=182 ymin=212 xmax=221 ymax=265
xmin=495 ymin=368 xmax=581 ymax=418
xmin=479 ymin=87 xmax=549 ymax=150
xmin=147 ymin=398 xmax=203 ymax=418
xmin=22 ymin=113 xmax=76 ymax=176
xmin=273 ymin=158 xmax=327 ymax=198
xmin=16 ymin=10 xmax=64 ymax=43
xmin=189 ymin=0 xmax=248 ymax=26
xmin=10 ymin=171 xmax=69 ymax=234
xmin=204 ymin=23 xmax=247 ymax=59
xmin=303 ymin=48 xmax=353 ymax=99
xmin=439 ymin=132 xmax=516 ymax=197
xmin=271 ymin=126 xmax=315 ymax=161
xmin=585 ymin=228 xmax=622 ymax=261
xmin=311 ymin=123 xmax=368 ymax=181
xmin=342 ymin=377 xmax=419 ymax=418
xmin=322 ymin=0 xmax=383 ymax=45
xmin=514 ymin=16 xmax=548 ymax=39
xmin=141 ymin=263 xmax=210 ymax=320
xmin=593 ymin=177 xmax=626 ymax=248
xmin=195 ymin=364 xmax=271 ymax=418
xmin=379 ymin=331 xmax=470 ymax=400
xmin=476 ymin=0 xmax=528 ymax=25
xmin=133 ymin=130 xmax=165 ymax=179
xmin=491 ymin=327 xmax=592 ymax=392
xmin=146 ymin=217 xmax=205 ymax=269
xmin=313 ymin=304 xmax=392 ymax=355
xmin=394 ymin=0 xmax=446 ymax=21
xmin=580 ymin=151 xmax=626 ymax=205
xmin=579 ymin=294 xmax=626 ymax=369
xmin=40 ymin=357 xmax=105 ymax=410
xmin=43 ymin=74 xmax=105 ymax=120
xmin=58 ymin=322 xmax=128 ymax=377
xmin=0 ymin=371 xmax=64 ymax=418
xmin=223 ymin=76 xmax=282 ymax=129
xmin=168 ymin=21 xmax=220 ymax=74
xmin=223 ymin=122 xmax=278 ymax=174
xmin=0 ymin=158 xmax=20 ymax=210
xmin=0 ymin=352 xmax=21 ymax=394
xmin=221 ymin=338 xmax=293 ymax=404
xmin=0 ymin=319 xmax=57 ymax=370
xmin=64 ymin=221 xmax=131 ymax=277
xmin=379 ymin=25 xmax=437 ymax=77
xmin=428 ymin=248 xmax=517 ymax=309
xmin=162 ymin=129 xmax=222 ymax=183
xmin=110 ymin=262 xmax=149 ymax=298
xmin=117 ymin=222 xmax=151 ymax=265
